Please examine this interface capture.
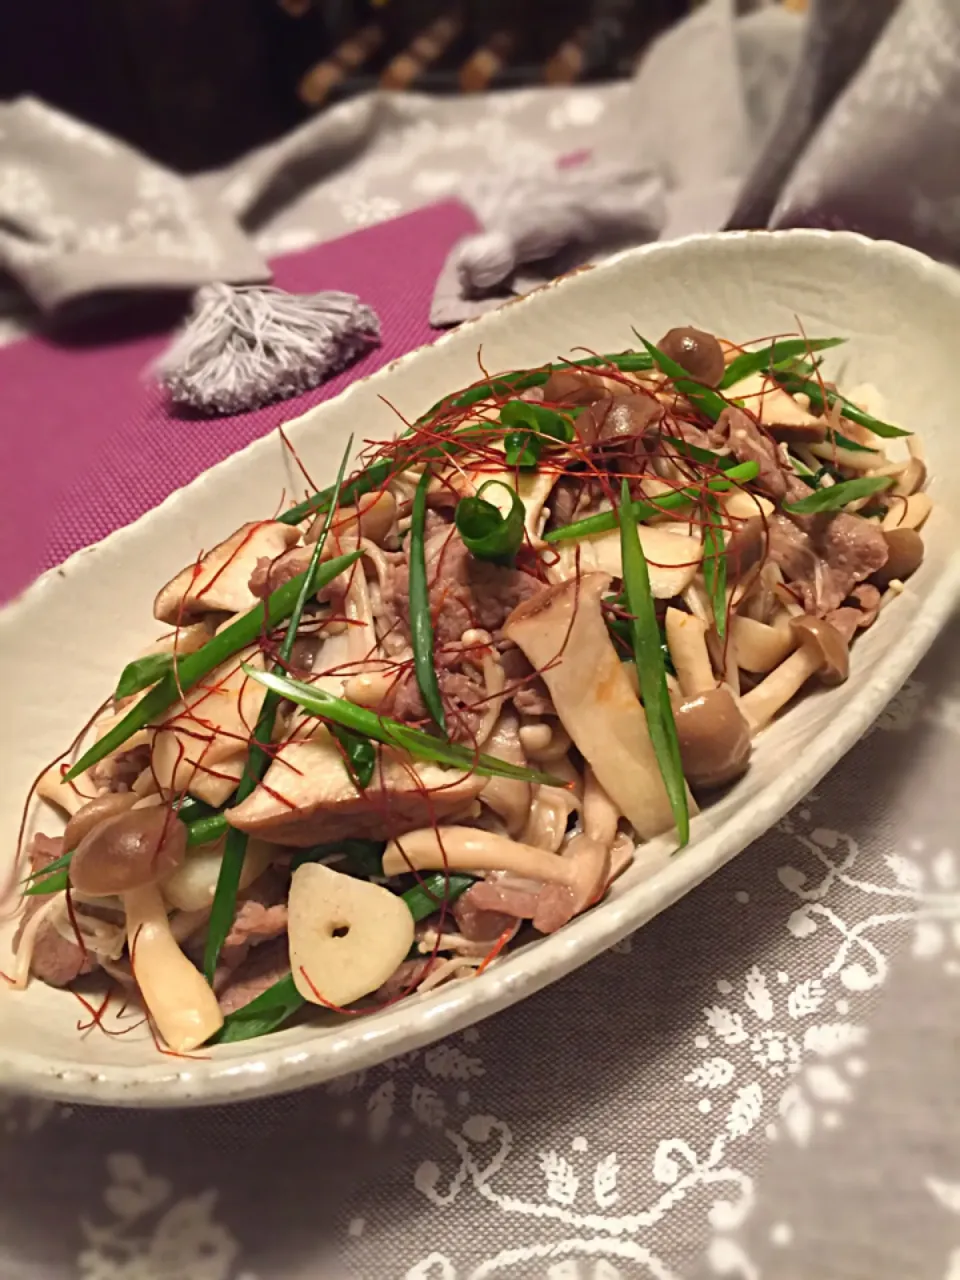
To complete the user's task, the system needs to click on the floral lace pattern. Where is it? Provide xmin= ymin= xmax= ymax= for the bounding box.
xmin=0 ymin=620 xmax=956 ymax=1280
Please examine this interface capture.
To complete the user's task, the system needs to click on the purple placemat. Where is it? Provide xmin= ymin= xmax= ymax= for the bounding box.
xmin=0 ymin=199 xmax=479 ymax=604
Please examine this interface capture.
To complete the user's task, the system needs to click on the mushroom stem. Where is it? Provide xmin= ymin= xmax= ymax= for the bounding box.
xmin=480 ymin=713 xmax=531 ymax=837
xmin=124 ymin=883 xmax=223 ymax=1052
xmin=665 ymin=607 xmax=715 ymax=698
xmin=382 ymin=827 xmax=582 ymax=888
xmin=729 ymin=615 xmax=796 ymax=673
xmin=740 ymin=646 xmax=819 ymax=732
xmin=583 ymin=767 xmax=619 ymax=849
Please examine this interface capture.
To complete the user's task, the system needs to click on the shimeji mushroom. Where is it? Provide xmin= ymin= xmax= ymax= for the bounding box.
xmin=740 ymin=616 xmax=850 ymax=732
xmin=503 ymin=573 xmax=675 ymax=840
xmin=728 ymin=615 xmax=797 ymax=674
xmin=62 ymin=793 xmax=139 ymax=850
xmin=382 ymin=827 xmax=607 ymax=927
xmin=226 ymin=725 xmax=485 ymax=845
xmin=664 ymin=607 xmax=715 ymax=697
xmin=664 ymin=608 xmax=752 ymax=789
xmin=153 ymin=521 xmax=300 ymax=624
xmin=70 ymin=804 xmax=188 ymax=897
xmin=479 ymin=713 xmax=531 ymax=837
xmin=872 ymin=528 xmax=925 ymax=588
xmin=657 ymin=327 xmax=726 ymax=387
xmin=288 ymin=862 xmax=414 ymax=1007
xmin=673 ymin=688 xmax=752 ymax=790
xmin=882 ymin=491 xmax=932 ymax=532
xmin=125 ymin=883 xmax=223 ymax=1052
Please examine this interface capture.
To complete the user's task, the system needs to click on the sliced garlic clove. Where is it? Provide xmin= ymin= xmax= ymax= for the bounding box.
xmin=288 ymin=863 xmax=414 ymax=1007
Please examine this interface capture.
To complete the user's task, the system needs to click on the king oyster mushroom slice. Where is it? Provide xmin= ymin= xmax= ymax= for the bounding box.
xmin=305 ymin=490 xmax=398 ymax=548
xmin=151 ymin=646 xmax=270 ymax=806
xmin=154 ymin=521 xmax=301 ymax=624
xmin=226 ymin=725 xmax=485 ymax=846
xmin=547 ymin=523 xmax=702 ymax=597
xmin=288 ymin=862 xmax=415 ymax=1007
xmin=503 ymin=573 xmax=678 ymax=840
xmin=723 ymin=370 xmax=827 ymax=444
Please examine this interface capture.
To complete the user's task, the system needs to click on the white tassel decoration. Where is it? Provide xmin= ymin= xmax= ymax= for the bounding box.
xmin=154 ymin=283 xmax=381 ymax=415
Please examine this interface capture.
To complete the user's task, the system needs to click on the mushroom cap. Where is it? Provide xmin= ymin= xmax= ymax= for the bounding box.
xmin=541 ymin=370 xmax=606 ymax=406
xmin=70 ymin=806 xmax=188 ymax=897
xmin=674 ymin=687 xmax=752 ymax=790
xmin=790 ymin=615 xmax=850 ymax=685
xmin=873 ymin=527 xmax=924 ymax=588
xmin=576 ymin=394 xmax=663 ymax=447
xmin=62 ymin=792 xmax=139 ymax=853
xmin=657 ymin=327 xmax=726 ymax=388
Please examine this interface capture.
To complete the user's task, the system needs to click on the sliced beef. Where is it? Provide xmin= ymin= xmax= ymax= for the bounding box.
xmin=817 ymin=511 xmax=889 ymax=592
xmin=217 ymin=937 xmax=291 ymax=1016
xmin=768 ymin=508 xmax=889 ymax=615
xmin=718 ymin=406 xmax=787 ymax=501
xmin=217 ymin=871 xmax=290 ymax=973
xmin=385 ymin=528 xmax=541 ymax=648
xmin=453 ymin=882 xmax=532 ymax=941
xmin=498 ymin=643 xmax=555 ymax=718
xmin=826 ymin=583 xmax=883 ymax=642
xmin=384 ymin=666 xmax=487 ymax=742
xmin=14 ymin=835 xmax=97 ymax=988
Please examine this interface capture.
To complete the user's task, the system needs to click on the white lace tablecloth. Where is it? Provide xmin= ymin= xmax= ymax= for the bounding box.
xmin=2 ymin=2 xmax=960 ymax=1276
xmin=2 ymin=633 xmax=958 ymax=1279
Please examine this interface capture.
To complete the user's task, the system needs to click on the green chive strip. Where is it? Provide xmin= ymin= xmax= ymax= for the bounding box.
xmin=204 ymin=438 xmax=355 ymax=983
xmin=782 ymin=475 xmax=895 ymax=515
xmin=275 ymin=351 xmax=658 ymax=527
xmin=64 ymin=549 xmax=363 ymax=784
xmin=776 ymin=371 xmax=910 ymax=439
xmin=720 ymin=337 xmax=845 ymax=389
xmin=455 ymin=480 xmax=525 ymax=565
xmin=701 ymin=496 xmax=728 ymax=639
xmin=617 ymin=478 xmax=689 ymax=846
xmin=543 ymin=461 xmax=760 ymax=544
xmin=213 ymin=873 xmax=475 ymax=1044
xmin=409 ymin=468 xmax=446 ymax=732
xmin=240 ymin=667 xmax=567 ymax=787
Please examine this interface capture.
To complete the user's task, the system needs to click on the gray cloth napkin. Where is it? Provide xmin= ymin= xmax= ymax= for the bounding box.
xmin=2 ymin=0 xmax=960 ymax=332
xmin=0 ymin=97 xmax=269 ymax=312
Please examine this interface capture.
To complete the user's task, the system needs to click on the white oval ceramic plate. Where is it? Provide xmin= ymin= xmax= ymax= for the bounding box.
xmin=2 ymin=230 xmax=959 ymax=1107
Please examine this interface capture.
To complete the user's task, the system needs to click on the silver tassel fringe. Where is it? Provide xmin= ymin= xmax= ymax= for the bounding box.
xmin=154 ymin=283 xmax=381 ymax=415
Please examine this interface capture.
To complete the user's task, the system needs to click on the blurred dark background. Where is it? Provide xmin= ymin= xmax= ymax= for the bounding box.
xmin=0 ymin=0 xmax=692 ymax=172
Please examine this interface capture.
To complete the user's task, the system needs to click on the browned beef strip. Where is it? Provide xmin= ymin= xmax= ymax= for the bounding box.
xmin=718 ymin=405 xmax=787 ymax=501
xmin=13 ymin=835 xmax=97 ymax=988
xmin=217 ymin=937 xmax=291 ymax=1017
xmin=383 ymin=666 xmax=487 ymax=743
xmin=385 ymin=528 xmax=541 ymax=648
xmin=217 ymin=870 xmax=290 ymax=974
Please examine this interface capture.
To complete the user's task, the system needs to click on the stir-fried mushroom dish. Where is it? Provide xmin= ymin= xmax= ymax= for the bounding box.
xmin=8 ymin=328 xmax=930 ymax=1052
